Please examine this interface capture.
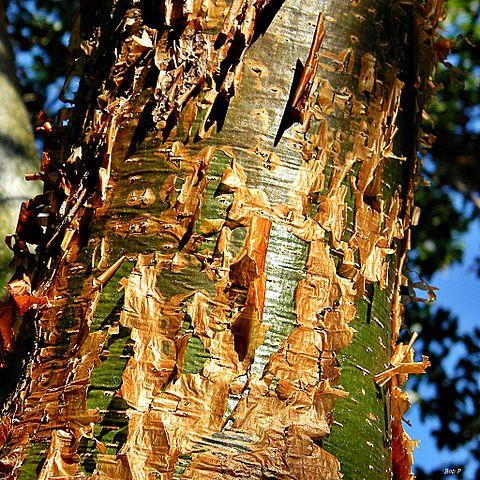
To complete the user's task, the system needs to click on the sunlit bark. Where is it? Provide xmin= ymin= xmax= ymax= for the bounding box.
xmin=0 ymin=1 xmax=442 ymax=479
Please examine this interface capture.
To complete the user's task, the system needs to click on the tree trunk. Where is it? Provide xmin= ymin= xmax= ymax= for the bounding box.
xmin=0 ymin=0 xmax=39 ymax=294
xmin=0 ymin=1 xmax=442 ymax=479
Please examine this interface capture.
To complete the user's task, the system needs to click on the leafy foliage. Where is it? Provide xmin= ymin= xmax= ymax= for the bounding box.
xmin=409 ymin=184 xmax=469 ymax=278
xmin=5 ymin=0 xmax=76 ymax=117
xmin=404 ymin=304 xmax=480 ymax=478
xmin=427 ymin=0 xmax=480 ymax=203
xmin=405 ymin=2 xmax=480 ymax=477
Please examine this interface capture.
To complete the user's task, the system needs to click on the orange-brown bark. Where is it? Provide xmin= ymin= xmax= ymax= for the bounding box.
xmin=0 ymin=1 xmax=444 ymax=479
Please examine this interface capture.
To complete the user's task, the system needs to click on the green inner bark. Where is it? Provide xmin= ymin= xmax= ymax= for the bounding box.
xmin=9 ymin=0 xmax=418 ymax=478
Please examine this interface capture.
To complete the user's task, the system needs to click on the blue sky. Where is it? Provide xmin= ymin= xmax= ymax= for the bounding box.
xmin=407 ymin=218 xmax=480 ymax=477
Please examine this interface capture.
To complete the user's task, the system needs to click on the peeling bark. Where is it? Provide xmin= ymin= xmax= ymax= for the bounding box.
xmin=0 ymin=1 xmax=443 ymax=479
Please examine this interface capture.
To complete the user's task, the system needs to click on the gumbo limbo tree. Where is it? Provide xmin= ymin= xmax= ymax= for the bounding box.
xmin=0 ymin=0 xmax=443 ymax=479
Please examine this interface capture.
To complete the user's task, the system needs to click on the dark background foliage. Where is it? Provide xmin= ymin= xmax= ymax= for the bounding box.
xmin=403 ymin=1 xmax=480 ymax=477
xmin=5 ymin=0 xmax=76 ymax=118
xmin=3 ymin=0 xmax=479 ymax=478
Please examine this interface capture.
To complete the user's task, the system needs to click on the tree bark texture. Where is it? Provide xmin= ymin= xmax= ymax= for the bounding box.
xmin=0 ymin=1 xmax=443 ymax=479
